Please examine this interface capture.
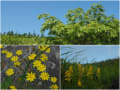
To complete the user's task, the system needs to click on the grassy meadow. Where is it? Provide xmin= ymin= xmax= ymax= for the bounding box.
xmin=61 ymin=58 xmax=119 ymax=89
xmin=1 ymin=34 xmax=46 ymax=45
xmin=1 ymin=34 xmax=119 ymax=45
xmin=1 ymin=34 xmax=64 ymax=45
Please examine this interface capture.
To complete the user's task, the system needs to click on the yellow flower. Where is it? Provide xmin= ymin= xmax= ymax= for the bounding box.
xmin=37 ymin=64 xmax=46 ymax=72
xmin=39 ymin=45 xmax=50 ymax=53
xmin=78 ymin=79 xmax=82 ymax=87
xmin=51 ymin=77 xmax=57 ymax=83
xmin=65 ymin=78 xmax=71 ymax=81
xmin=6 ymin=52 xmax=13 ymax=58
xmin=40 ymin=72 xmax=49 ymax=80
xmin=6 ymin=68 xmax=14 ymax=76
xmin=96 ymin=67 xmax=101 ymax=78
xmin=11 ymin=56 xmax=18 ymax=62
xmin=40 ymin=54 xmax=48 ymax=62
xmin=9 ymin=85 xmax=17 ymax=90
xmin=28 ymin=53 xmax=36 ymax=60
xmin=87 ymin=65 xmax=93 ymax=79
xmin=65 ymin=70 xmax=72 ymax=82
xmin=14 ymin=61 xmax=21 ymax=67
xmin=33 ymin=60 xmax=41 ymax=67
xmin=82 ymin=67 xmax=84 ymax=74
xmin=69 ymin=66 xmax=73 ymax=73
xmin=65 ymin=70 xmax=71 ymax=78
xmin=50 ymin=84 xmax=58 ymax=89
xmin=87 ymin=65 xmax=93 ymax=75
xmin=1 ymin=50 xmax=8 ymax=54
xmin=89 ymin=65 xmax=93 ymax=72
xmin=0 ymin=44 xmax=3 ymax=48
xmin=64 ymin=66 xmax=73 ymax=82
xmin=46 ymin=48 xmax=50 ymax=53
xmin=26 ymin=72 xmax=36 ymax=82
xmin=97 ymin=67 xmax=100 ymax=73
xmin=39 ymin=46 xmax=46 ymax=51
xmin=16 ymin=50 xmax=22 ymax=55
xmin=78 ymin=64 xmax=81 ymax=72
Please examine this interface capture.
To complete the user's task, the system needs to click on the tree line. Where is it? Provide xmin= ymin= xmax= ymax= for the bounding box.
xmin=1 ymin=31 xmax=40 ymax=37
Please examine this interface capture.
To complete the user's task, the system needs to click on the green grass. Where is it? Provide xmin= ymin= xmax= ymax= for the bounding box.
xmin=1 ymin=34 xmax=119 ymax=45
xmin=1 ymin=35 xmax=63 ymax=45
xmin=1 ymin=35 xmax=45 ymax=45
xmin=61 ymin=58 xmax=119 ymax=89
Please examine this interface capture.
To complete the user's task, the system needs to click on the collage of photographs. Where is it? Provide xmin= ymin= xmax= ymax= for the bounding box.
xmin=0 ymin=0 xmax=119 ymax=89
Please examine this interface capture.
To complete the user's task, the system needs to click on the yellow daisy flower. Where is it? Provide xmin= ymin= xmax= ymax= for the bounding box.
xmin=50 ymin=84 xmax=58 ymax=89
xmin=37 ymin=64 xmax=46 ymax=72
xmin=11 ymin=56 xmax=18 ymax=62
xmin=51 ymin=77 xmax=57 ymax=83
xmin=16 ymin=50 xmax=22 ymax=56
xmin=33 ymin=60 xmax=41 ymax=67
xmin=40 ymin=72 xmax=49 ymax=80
xmin=39 ymin=45 xmax=50 ymax=53
xmin=9 ymin=85 xmax=17 ymax=90
xmin=0 ymin=44 xmax=3 ymax=48
xmin=46 ymin=48 xmax=50 ymax=53
xmin=39 ymin=46 xmax=46 ymax=51
xmin=40 ymin=54 xmax=48 ymax=62
xmin=6 ymin=68 xmax=14 ymax=76
xmin=26 ymin=72 xmax=36 ymax=82
xmin=1 ymin=50 xmax=8 ymax=54
xmin=6 ymin=52 xmax=13 ymax=58
xmin=14 ymin=61 xmax=21 ymax=67
xmin=28 ymin=53 xmax=36 ymax=60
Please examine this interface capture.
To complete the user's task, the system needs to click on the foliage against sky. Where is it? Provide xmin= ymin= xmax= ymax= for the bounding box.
xmin=38 ymin=3 xmax=119 ymax=44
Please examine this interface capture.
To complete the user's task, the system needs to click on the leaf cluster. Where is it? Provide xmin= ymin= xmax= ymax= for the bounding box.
xmin=38 ymin=3 xmax=119 ymax=44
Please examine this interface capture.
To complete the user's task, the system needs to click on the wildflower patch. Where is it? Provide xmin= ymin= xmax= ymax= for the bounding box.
xmin=1 ymin=45 xmax=60 ymax=89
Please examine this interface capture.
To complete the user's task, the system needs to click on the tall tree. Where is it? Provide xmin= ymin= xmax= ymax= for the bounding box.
xmin=38 ymin=4 xmax=119 ymax=44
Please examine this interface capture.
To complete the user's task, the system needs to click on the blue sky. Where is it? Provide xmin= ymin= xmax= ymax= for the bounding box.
xmin=60 ymin=45 xmax=119 ymax=64
xmin=1 ymin=1 xmax=119 ymax=36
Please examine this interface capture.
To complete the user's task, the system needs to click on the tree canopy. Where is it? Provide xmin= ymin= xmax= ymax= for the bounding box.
xmin=38 ymin=3 xmax=119 ymax=44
